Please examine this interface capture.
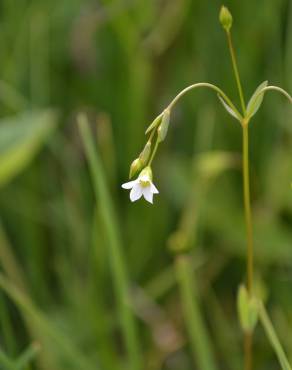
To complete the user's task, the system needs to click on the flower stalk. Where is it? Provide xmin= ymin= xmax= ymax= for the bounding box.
xmin=242 ymin=121 xmax=254 ymax=293
xmin=222 ymin=11 xmax=254 ymax=367
xmin=226 ymin=31 xmax=246 ymax=115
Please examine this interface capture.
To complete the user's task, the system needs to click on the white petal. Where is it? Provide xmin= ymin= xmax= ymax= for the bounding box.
xmin=142 ymin=187 xmax=154 ymax=204
xmin=130 ymin=184 xmax=143 ymax=202
xmin=150 ymin=182 xmax=159 ymax=194
xmin=122 ymin=180 xmax=137 ymax=189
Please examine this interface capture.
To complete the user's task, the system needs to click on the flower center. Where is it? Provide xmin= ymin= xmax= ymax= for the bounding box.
xmin=139 ymin=179 xmax=150 ymax=188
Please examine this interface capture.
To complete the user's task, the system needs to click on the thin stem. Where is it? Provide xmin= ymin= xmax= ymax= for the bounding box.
xmin=175 ymin=254 xmax=218 ymax=370
xmin=244 ymin=332 xmax=253 ymax=370
xmin=167 ymin=82 xmax=242 ymax=120
xmin=260 ymin=86 xmax=292 ymax=104
xmin=242 ymin=122 xmax=254 ymax=370
xmin=78 ymin=115 xmax=141 ymax=370
xmin=148 ymin=135 xmax=159 ymax=166
xmin=242 ymin=123 xmax=254 ymax=292
xmin=226 ymin=31 xmax=246 ymax=115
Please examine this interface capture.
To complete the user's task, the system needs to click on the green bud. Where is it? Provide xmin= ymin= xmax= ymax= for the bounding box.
xmin=157 ymin=109 xmax=170 ymax=142
xmin=145 ymin=113 xmax=163 ymax=135
xmin=139 ymin=141 xmax=151 ymax=165
xmin=219 ymin=5 xmax=233 ymax=32
xmin=237 ymin=285 xmax=258 ymax=333
xmin=139 ymin=166 xmax=152 ymax=181
xmin=129 ymin=158 xmax=143 ymax=179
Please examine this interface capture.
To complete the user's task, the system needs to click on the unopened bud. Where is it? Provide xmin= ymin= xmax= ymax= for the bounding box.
xmin=139 ymin=141 xmax=151 ymax=165
xmin=237 ymin=285 xmax=258 ymax=333
xmin=145 ymin=113 xmax=163 ymax=135
xmin=219 ymin=6 xmax=233 ymax=32
xmin=139 ymin=166 xmax=153 ymax=181
xmin=129 ymin=158 xmax=143 ymax=179
xmin=158 ymin=109 xmax=170 ymax=142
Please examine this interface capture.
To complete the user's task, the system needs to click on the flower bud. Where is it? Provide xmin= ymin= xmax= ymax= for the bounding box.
xmin=237 ymin=285 xmax=258 ymax=333
xmin=129 ymin=158 xmax=143 ymax=179
xmin=157 ymin=109 xmax=170 ymax=142
xmin=145 ymin=113 xmax=163 ymax=135
xmin=139 ymin=141 xmax=151 ymax=165
xmin=139 ymin=166 xmax=152 ymax=181
xmin=219 ymin=6 xmax=233 ymax=32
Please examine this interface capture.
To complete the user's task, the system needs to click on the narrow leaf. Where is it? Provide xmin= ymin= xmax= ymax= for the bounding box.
xmin=0 ymin=110 xmax=58 ymax=187
xmin=217 ymin=95 xmax=240 ymax=121
xmin=246 ymin=81 xmax=268 ymax=119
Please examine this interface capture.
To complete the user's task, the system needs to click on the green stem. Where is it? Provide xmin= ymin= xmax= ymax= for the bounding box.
xmin=148 ymin=135 xmax=160 ymax=166
xmin=260 ymin=86 xmax=292 ymax=104
xmin=175 ymin=254 xmax=218 ymax=370
xmin=226 ymin=31 xmax=246 ymax=115
xmin=242 ymin=123 xmax=254 ymax=292
xmin=78 ymin=114 xmax=141 ymax=370
xmin=167 ymin=82 xmax=242 ymax=120
xmin=242 ymin=122 xmax=254 ymax=370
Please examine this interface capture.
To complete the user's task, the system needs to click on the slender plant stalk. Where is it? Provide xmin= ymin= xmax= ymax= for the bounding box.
xmin=78 ymin=114 xmax=141 ymax=370
xmin=244 ymin=332 xmax=252 ymax=370
xmin=242 ymin=123 xmax=254 ymax=292
xmin=175 ymin=254 xmax=217 ymax=370
xmin=148 ymin=136 xmax=159 ymax=165
xmin=226 ymin=31 xmax=246 ymax=115
xmin=167 ymin=82 xmax=241 ymax=118
xmin=225 ymin=28 xmax=254 ymax=370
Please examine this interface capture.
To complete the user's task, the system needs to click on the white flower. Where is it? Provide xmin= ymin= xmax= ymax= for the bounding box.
xmin=122 ymin=167 xmax=159 ymax=204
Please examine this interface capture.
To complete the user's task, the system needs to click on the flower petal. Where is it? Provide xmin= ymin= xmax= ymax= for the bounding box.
xmin=150 ymin=182 xmax=159 ymax=194
xmin=122 ymin=180 xmax=137 ymax=189
xmin=130 ymin=184 xmax=143 ymax=202
xmin=142 ymin=186 xmax=154 ymax=204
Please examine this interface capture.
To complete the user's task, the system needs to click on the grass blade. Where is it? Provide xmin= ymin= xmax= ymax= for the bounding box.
xmin=78 ymin=113 xmax=141 ymax=370
xmin=258 ymin=301 xmax=292 ymax=370
xmin=0 ymin=274 xmax=96 ymax=370
xmin=175 ymin=255 xmax=218 ymax=370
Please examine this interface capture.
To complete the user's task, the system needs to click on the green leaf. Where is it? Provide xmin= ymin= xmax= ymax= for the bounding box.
xmin=0 ymin=110 xmax=58 ymax=187
xmin=246 ymin=81 xmax=268 ymax=119
xmin=217 ymin=95 xmax=241 ymax=121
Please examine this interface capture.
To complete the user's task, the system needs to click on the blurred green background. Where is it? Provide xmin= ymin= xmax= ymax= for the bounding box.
xmin=0 ymin=0 xmax=291 ymax=369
